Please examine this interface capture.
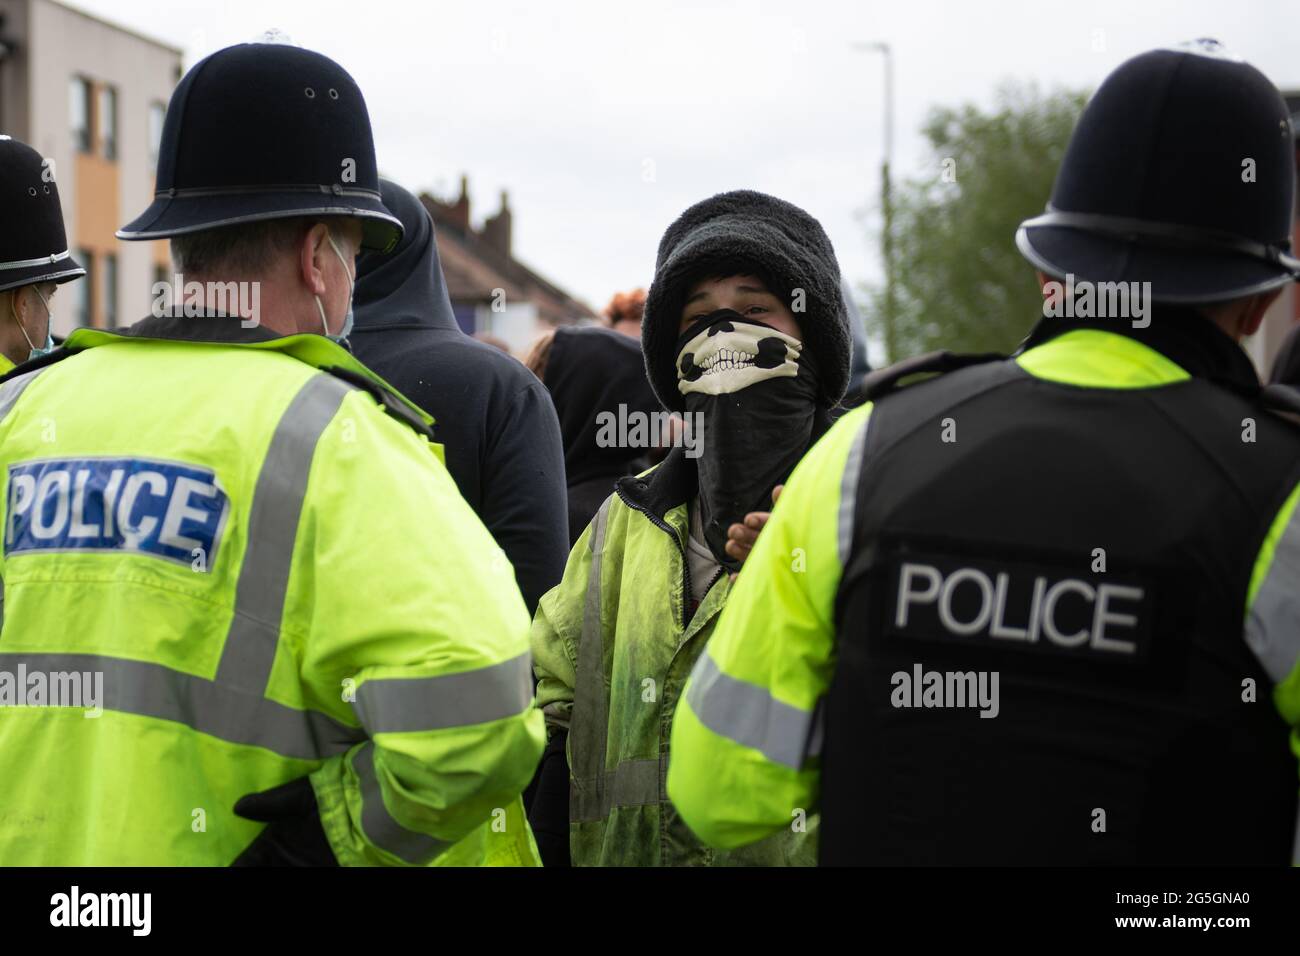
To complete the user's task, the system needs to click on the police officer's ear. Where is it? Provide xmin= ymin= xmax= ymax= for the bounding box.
xmin=10 ymin=285 xmax=28 ymax=321
xmin=299 ymin=222 xmax=334 ymax=298
xmin=11 ymin=284 xmax=49 ymax=324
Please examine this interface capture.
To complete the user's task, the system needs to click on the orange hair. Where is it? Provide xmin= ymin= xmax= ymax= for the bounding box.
xmin=604 ymin=288 xmax=647 ymax=327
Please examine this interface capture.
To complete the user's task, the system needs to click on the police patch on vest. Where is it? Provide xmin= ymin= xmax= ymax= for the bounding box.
xmin=888 ymin=551 xmax=1152 ymax=660
xmin=5 ymin=458 xmax=228 ymax=569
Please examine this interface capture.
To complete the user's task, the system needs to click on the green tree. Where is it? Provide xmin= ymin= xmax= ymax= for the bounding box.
xmin=864 ymin=82 xmax=1088 ymax=360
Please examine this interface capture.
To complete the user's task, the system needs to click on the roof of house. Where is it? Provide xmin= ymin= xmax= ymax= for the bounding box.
xmin=44 ymin=0 xmax=185 ymax=56
xmin=419 ymin=184 xmax=597 ymax=325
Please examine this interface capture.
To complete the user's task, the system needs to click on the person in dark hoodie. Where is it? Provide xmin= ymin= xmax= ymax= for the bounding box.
xmin=351 ymin=179 xmax=567 ymax=615
xmin=526 ymin=324 xmax=662 ymax=544
xmin=530 ymin=190 xmax=851 ymax=865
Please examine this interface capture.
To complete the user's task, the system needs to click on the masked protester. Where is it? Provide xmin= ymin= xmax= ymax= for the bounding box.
xmin=0 ymin=136 xmax=85 ymax=374
xmin=530 ymin=190 xmax=851 ymax=865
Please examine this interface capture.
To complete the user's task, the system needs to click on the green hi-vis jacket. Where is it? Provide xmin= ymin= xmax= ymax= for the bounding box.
xmin=531 ymin=449 xmax=816 ymax=866
xmin=0 ymin=319 xmax=544 ymax=866
xmin=668 ymin=329 xmax=1300 ymax=857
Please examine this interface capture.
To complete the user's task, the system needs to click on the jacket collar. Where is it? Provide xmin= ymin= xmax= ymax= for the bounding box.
xmin=41 ymin=314 xmax=433 ymax=433
xmin=119 ymin=312 xmax=282 ymax=345
xmin=1019 ymin=308 xmax=1261 ymax=396
xmin=616 ymin=445 xmax=698 ymax=522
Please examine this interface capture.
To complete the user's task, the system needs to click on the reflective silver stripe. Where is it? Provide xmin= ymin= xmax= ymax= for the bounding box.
xmin=1 ymin=365 xmax=48 ymax=628
xmin=1245 ymin=498 xmax=1300 ymax=683
xmin=568 ymin=499 xmax=615 ymax=822
xmin=685 ymin=652 xmax=817 ymax=771
xmin=0 ymin=652 xmax=364 ymax=760
xmin=216 ymin=373 xmax=353 ymax=693
xmin=0 ymin=249 xmax=72 ymax=271
xmin=0 ymin=365 xmax=51 ymax=423
xmin=353 ymin=742 xmax=452 ymax=864
xmin=836 ymin=412 xmax=872 ymax=567
xmin=570 ymin=758 xmax=663 ymax=823
xmin=353 ymin=652 xmax=534 ymax=734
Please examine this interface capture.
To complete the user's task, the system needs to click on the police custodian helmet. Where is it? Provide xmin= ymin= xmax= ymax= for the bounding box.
xmin=0 ymin=136 xmax=85 ymax=295
xmin=118 ymin=41 xmax=402 ymax=253
xmin=1017 ymin=39 xmax=1300 ymax=304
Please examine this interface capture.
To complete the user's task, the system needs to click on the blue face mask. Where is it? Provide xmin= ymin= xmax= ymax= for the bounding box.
xmin=11 ymin=285 xmax=55 ymax=361
xmin=314 ymin=231 xmax=355 ymax=344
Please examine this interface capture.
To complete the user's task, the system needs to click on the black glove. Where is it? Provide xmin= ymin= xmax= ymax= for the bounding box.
xmin=231 ymin=777 xmax=339 ymax=867
xmin=527 ymin=729 xmax=571 ymax=867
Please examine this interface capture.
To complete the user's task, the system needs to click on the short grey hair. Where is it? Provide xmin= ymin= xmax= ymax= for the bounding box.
xmin=169 ymin=217 xmax=312 ymax=275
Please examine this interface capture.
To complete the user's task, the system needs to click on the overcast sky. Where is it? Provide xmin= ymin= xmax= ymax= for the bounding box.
xmin=68 ymin=0 xmax=1300 ymax=347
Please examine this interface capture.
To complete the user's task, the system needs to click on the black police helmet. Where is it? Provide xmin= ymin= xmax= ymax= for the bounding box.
xmin=118 ymin=42 xmax=402 ymax=253
xmin=0 ymin=136 xmax=85 ymax=294
xmin=1017 ymin=40 xmax=1300 ymax=304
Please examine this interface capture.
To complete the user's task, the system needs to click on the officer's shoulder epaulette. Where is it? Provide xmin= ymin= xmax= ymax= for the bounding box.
xmin=319 ymin=365 xmax=439 ymax=443
xmin=856 ymin=350 xmax=1006 ymax=404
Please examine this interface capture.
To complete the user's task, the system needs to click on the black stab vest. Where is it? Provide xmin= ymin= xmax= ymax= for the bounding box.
xmin=824 ymin=333 xmax=1300 ymax=866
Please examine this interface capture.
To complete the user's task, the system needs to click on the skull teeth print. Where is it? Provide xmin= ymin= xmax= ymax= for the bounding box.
xmin=700 ymin=348 xmax=757 ymax=374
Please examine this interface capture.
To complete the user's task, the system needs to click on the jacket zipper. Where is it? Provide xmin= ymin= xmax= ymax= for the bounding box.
xmin=614 ymin=485 xmax=694 ymax=631
xmin=702 ymin=567 xmax=726 ymax=599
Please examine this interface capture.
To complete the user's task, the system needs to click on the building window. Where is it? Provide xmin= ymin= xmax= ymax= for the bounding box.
xmin=70 ymin=77 xmax=93 ymax=154
xmin=74 ymin=249 xmax=93 ymax=327
xmin=99 ymin=85 xmax=118 ymax=160
xmin=148 ymin=102 xmax=166 ymax=170
xmin=104 ymin=254 xmax=118 ymax=328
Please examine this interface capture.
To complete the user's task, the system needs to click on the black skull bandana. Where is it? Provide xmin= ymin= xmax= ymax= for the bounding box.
xmin=675 ymin=308 xmax=821 ymax=569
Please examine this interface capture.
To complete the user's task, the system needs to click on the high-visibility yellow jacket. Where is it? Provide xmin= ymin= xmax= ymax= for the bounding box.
xmin=532 ymin=448 xmax=817 ymax=865
xmin=0 ymin=318 xmax=545 ymax=866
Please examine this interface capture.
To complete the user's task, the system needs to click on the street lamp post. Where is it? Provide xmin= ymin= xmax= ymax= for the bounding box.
xmin=855 ymin=41 xmax=896 ymax=365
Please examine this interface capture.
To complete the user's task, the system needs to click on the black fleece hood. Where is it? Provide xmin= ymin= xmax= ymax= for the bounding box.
xmin=354 ymin=178 xmax=458 ymax=331
xmin=642 ymin=190 xmax=850 ymax=412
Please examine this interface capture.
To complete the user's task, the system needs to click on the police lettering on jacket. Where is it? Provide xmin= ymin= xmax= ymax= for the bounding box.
xmin=889 ymin=555 xmax=1151 ymax=658
xmin=5 ymin=458 xmax=228 ymax=567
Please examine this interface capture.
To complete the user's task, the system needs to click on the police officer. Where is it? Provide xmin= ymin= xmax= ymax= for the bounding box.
xmin=668 ymin=42 xmax=1300 ymax=865
xmin=0 ymin=136 xmax=84 ymax=373
xmin=0 ymin=42 xmax=544 ymax=866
